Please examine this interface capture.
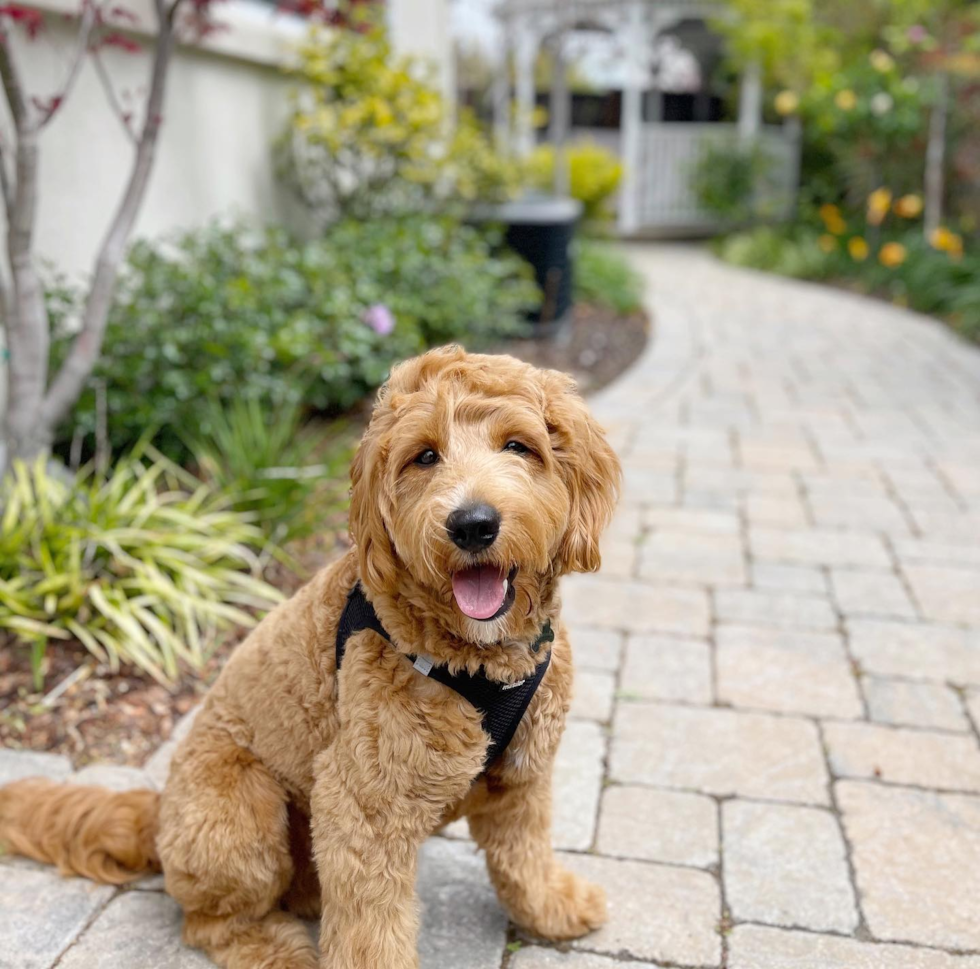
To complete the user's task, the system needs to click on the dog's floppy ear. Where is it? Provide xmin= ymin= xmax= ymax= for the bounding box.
xmin=349 ymin=410 xmax=399 ymax=594
xmin=542 ymin=371 xmax=622 ymax=575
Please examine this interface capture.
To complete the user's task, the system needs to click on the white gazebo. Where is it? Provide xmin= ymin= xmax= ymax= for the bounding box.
xmin=492 ymin=0 xmax=800 ymax=236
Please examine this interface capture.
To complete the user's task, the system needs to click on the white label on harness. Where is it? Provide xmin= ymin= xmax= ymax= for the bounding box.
xmin=413 ymin=654 xmax=434 ymax=677
xmin=502 ymin=679 xmax=526 ymax=691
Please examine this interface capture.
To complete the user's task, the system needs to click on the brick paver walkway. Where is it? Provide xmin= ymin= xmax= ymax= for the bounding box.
xmin=3 ymin=243 xmax=980 ymax=968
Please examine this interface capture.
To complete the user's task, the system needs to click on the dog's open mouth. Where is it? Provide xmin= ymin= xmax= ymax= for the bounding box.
xmin=451 ymin=565 xmax=518 ymax=621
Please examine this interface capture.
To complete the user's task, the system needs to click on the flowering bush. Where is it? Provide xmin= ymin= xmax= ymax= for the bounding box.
xmin=51 ymin=217 xmax=538 ymax=460
xmin=278 ymin=11 xmax=519 ymax=224
xmin=523 ymin=142 xmax=623 ymax=222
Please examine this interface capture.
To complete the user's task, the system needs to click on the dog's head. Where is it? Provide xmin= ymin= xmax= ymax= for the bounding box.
xmin=349 ymin=346 xmax=621 ymax=643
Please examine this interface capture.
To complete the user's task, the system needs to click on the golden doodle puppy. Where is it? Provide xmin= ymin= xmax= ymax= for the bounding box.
xmin=0 ymin=346 xmax=621 ymax=969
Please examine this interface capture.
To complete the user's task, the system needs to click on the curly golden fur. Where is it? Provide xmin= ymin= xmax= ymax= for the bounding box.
xmin=0 ymin=347 xmax=621 ymax=969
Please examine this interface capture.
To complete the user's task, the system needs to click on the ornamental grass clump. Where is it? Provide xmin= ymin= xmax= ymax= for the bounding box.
xmin=0 ymin=452 xmax=283 ymax=690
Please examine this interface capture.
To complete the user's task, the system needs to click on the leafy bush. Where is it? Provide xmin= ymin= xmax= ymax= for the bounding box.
xmin=573 ymin=240 xmax=644 ymax=315
xmin=524 ymin=142 xmax=624 ymax=222
xmin=690 ymin=140 xmax=779 ymax=224
xmin=52 ymin=216 xmax=537 ymax=460
xmin=278 ymin=12 xmax=519 ymax=224
xmin=715 ymin=223 xmax=980 ymax=340
xmin=185 ymin=399 xmax=351 ymax=546
xmin=0 ymin=453 xmax=282 ymax=690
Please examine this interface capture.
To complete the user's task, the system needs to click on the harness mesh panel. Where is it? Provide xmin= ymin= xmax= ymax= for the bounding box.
xmin=335 ymin=585 xmax=552 ymax=767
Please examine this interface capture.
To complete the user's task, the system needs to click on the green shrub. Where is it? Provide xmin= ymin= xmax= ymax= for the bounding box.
xmin=52 ymin=216 xmax=537 ymax=460
xmin=690 ymin=140 xmax=782 ymax=224
xmin=0 ymin=453 xmax=282 ymax=690
xmin=185 ymin=399 xmax=351 ymax=546
xmin=573 ymin=240 xmax=644 ymax=315
xmin=524 ymin=142 xmax=624 ymax=223
xmin=714 ymin=224 xmax=836 ymax=279
xmin=278 ymin=12 xmax=519 ymax=224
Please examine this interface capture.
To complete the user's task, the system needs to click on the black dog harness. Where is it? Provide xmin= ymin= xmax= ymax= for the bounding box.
xmin=335 ymin=585 xmax=554 ymax=767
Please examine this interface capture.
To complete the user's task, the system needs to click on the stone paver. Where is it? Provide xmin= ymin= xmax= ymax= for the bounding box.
xmin=830 ymin=569 xmax=917 ymax=620
xmin=824 ymin=721 xmax=980 ymax=791
xmin=722 ymin=800 xmax=857 ymax=932
xmin=551 ymin=720 xmax=605 ymax=851
xmin=620 ymin=634 xmax=713 ymax=703
xmin=611 ymin=703 xmax=830 ymax=804
xmin=838 ymin=781 xmax=980 ymax=950
xmin=569 ymin=669 xmax=615 ymax=722
xmin=716 ymin=625 xmax=862 ymax=718
xmin=0 ymin=749 xmax=71 ymax=786
xmin=417 ymin=839 xmax=508 ymax=969
xmin=863 ymin=676 xmax=969 ymax=732
xmin=729 ymin=925 xmax=980 ymax=969
xmin=562 ymin=575 xmax=710 ymax=637
xmin=714 ymin=589 xmax=838 ymax=631
xmin=848 ymin=619 xmax=980 ymax=685
xmin=0 ymin=867 xmax=114 ymax=969
xmin=596 ymin=785 xmax=718 ymax=868
xmin=7 ymin=245 xmax=980 ymax=968
xmin=57 ymin=893 xmax=212 ymax=969
xmin=559 ymin=852 xmax=721 ymax=967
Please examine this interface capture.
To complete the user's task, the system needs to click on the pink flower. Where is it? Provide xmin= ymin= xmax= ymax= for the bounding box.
xmin=907 ymin=24 xmax=928 ymax=44
xmin=362 ymin=303 xmax=395 ymax=336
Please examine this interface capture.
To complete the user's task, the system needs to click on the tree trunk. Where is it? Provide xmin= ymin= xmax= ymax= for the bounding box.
xmin=924 ymin=73 xmax=949 ymax=240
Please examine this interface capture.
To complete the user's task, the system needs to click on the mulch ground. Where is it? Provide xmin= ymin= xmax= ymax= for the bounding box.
xmin=0 ymin=302 xmax=649 ymax=768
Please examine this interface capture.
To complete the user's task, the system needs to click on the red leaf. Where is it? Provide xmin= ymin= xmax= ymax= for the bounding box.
xmin=108 ymin=5 xmax=139 ymax=22
xmin=98 ymin=30 xmax=141 ymax=53
xmin=0 ymin=4 xmax=44 ymax=39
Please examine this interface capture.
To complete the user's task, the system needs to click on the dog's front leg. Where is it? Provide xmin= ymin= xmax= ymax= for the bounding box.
xmin=310 ymin=743 xmax=431 ymax=969
xmin=467 ymin=773 xmax=607 ymax=941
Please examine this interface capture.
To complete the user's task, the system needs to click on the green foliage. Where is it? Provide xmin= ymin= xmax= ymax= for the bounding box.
xmin=0 ymin=453 xmax=282 ymax=690
xmin=185 ymin=400 xmax=351 ymax=546
xmin=573 ymin=240 xmax=644 ymax=315
xmin=52 ymin=217 xmax=537 ymax=461
xmin=279 ymin=15 xmax=519 ymax=223
xmin=715 ymin=224 xmax=980 ymax=340
xmin=690 ymin=140 xmax=780 ymax=223
xmin=524 ymin=142 xmax=624 ymax=222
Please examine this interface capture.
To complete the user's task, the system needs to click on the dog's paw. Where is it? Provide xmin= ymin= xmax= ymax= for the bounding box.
xmin=518 ymin=868 xmax=608 ymax=941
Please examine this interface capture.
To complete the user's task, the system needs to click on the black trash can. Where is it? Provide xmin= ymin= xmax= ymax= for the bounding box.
xmin=472 ymin=196 xmax=583 ymax=336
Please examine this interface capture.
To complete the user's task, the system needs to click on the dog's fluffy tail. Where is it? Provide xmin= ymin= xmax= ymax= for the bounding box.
xmin=0 ymin=777 xmax=161 ymax=884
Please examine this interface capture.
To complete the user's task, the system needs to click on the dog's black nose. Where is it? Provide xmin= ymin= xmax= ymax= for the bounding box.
xmin=446 ymin=504 xmax=500 ymax=553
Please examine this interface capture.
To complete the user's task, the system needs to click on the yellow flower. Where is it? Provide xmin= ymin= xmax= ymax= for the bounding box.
xmin=893 ymin=194 xmax=923 ymax=219
xmin=818 ymin=234 xmax=838 ymax=253
xmin=879 ymin=242 xmax=908 ymax=268
xmin=835 ymin=89 xmax=858 ymax=111
xmin=930 ymin=227 xmax=964 ymax=260
xmin=774 ymin=90 xmax=800 ymax=116
xmin=867 ymin=187 xmax=893 ymax=226
xmin=870 ymin=49 xmax=895 ymax=73
xmin=848 ymin=237 xmax=870 ymax=261
xmin=819 ymin=203 xmax=847 ymax=235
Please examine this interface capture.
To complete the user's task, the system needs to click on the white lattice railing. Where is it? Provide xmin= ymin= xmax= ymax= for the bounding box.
xmin=631 ymin=123 xmax=799 ymax=232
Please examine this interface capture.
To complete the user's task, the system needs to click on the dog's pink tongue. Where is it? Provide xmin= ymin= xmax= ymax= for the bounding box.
xmin=452 ymin=565 xmax=507 ymax=620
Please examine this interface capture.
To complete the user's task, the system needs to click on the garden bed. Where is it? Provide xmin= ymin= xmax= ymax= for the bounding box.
xmin=0 ymin=301 xmax=649 ymax=768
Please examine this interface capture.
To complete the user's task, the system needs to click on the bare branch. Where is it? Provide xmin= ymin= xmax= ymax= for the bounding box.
xmin=0 ymin=29 xmax=29 ymax=130
xmin=0 ymin=126 xmax=15 ymax=218
xmin=39 ymin=0 xmax=98 ymax=128
xmin=41 ymin=0 xmax=181 ymax=428
xmin=91 ymin=49 xmax=137 ymax=143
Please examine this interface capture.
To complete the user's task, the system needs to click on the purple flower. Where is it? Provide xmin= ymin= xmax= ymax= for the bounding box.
xmin=362 ymin=303 xmax=395 ymax=336
xmin=907 ymin=24 xmax=928 ymax=44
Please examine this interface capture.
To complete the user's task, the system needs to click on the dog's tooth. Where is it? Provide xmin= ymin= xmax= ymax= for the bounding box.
xmin=502 ymin=579 xmax=509 ymax=596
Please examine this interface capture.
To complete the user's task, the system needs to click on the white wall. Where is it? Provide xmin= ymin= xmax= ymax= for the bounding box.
xmin=5 ymin=0 xmax=453 ymax=281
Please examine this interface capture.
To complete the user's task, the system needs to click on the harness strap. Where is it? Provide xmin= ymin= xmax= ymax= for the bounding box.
xmin=335 ymin=585 xmax=553 ymax=767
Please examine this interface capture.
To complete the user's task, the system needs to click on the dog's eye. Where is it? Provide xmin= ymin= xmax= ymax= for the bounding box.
xmin=503 ymin=440 xmax=530 ymax=455
xmin=414 ymin=449 xmax=439 ymax=467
